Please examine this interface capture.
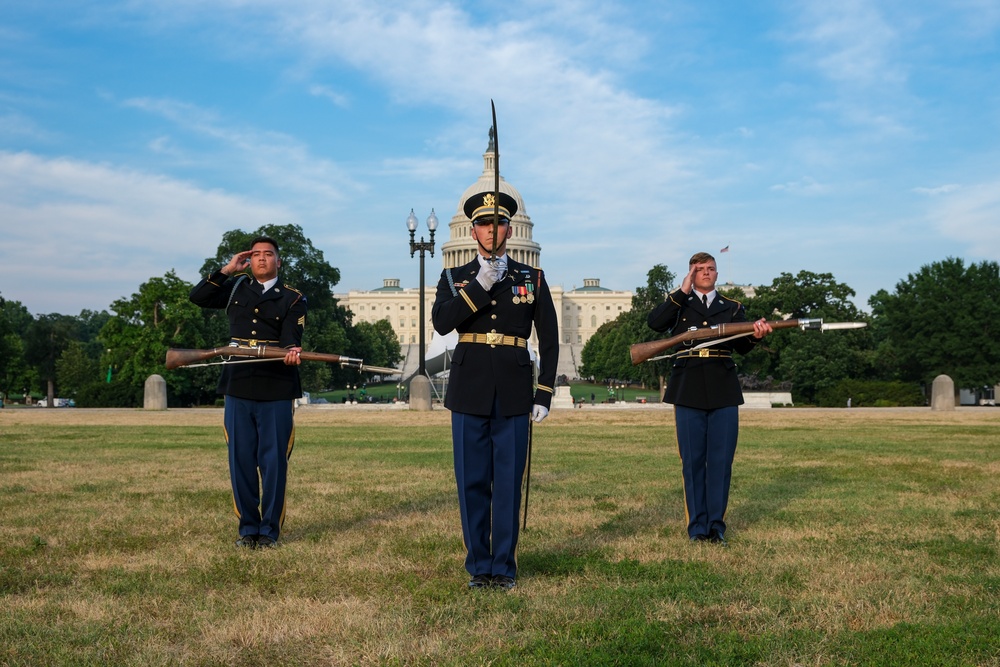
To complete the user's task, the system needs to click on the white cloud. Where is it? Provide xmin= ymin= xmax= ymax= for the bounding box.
xmin=121 ymin=96 xmax=363 ymax=207
xmin=308 ymin=84 xmax=350 ymax=108
xmin=784 ymin=0 xmax=903 ymax=88
xmin=0 ymin=150 xmax=293 ymax=314
xmin=913 ymin=184 xmax=961 ymax=196
xmin=925 ymin=181 xmax=1000 ymax=259
xmin=769 ymin=176 xmax=830 ymax=195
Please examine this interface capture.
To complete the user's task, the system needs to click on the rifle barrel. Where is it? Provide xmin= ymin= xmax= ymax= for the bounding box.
xmin=629 ymin=317 xmax=867 ymax=365
xmin=165 ymin=346 xmax=400 ymax=375
xmin=629 ymin=319 xmax=807 ymax=365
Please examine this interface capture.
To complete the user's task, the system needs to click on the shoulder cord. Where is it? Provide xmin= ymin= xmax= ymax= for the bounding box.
xmin=225 ymin=274 xmax=248 ymax=314
xmin=445 ymin=267 xmax=458 ymax=297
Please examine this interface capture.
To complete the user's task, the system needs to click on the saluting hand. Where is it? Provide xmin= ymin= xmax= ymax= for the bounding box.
xmin=680 ymin=264 xmax=697 ymax=294
xmin=221 ymin=250 xmax=253 ymax=276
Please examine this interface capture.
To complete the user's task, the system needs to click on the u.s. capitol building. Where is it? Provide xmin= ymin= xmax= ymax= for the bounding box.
xmin=335 ymin=134 xmax=633 ymax=380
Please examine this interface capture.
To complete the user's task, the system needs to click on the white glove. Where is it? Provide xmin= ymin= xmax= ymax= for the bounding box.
xmin=476 ymin=264 xmax=500 ymax=290
xmin=531 ymin=404 xmax=549 ymax=423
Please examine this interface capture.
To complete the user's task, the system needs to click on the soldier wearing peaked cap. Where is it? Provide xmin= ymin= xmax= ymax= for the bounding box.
xmin=646 ymin=251 xmax=771 ymax=547
xmin=431 ymin=190 xmax=558 ymax=591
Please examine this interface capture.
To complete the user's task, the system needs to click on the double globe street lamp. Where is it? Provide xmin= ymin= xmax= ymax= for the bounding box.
xmin=406 ymin=208 xmax=438 ymax=410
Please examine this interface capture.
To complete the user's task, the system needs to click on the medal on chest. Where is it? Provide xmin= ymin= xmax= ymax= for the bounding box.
xmin=512 ymin=283 xmax=534 ymax=304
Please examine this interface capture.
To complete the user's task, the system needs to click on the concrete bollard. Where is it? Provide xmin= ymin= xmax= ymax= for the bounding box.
xmin=144 ymin=374 xmax=168 ymax=410
xmin=409 ymin=375 xmax=432 ymax=411
xmin=930 ymin=374 xmax=955 ymax=411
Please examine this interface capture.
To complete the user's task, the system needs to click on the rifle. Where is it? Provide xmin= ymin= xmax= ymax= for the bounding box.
xmin=165 ymin=346 xmax=401 ymax=375
xmin=629 ymin=318 xmax=867 ymax=365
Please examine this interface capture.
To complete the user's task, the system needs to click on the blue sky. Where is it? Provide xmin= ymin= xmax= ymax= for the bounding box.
xmin=2 ymin=0 xmax=998 ymax=316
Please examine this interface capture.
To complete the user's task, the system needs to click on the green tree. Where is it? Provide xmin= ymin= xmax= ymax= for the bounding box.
xmin=101 ymin=271 xmax=212 ymax=406
xmin=580 ymin=264 xmax=676 ymax=391
xmin=24 ymin=313 xmax=79 ymax=405
xmin=743 ymin=271 xmax=873 ymax=404
xmin=869 ymin=258 xmax=1000 ymax=390
xmin=352 ymin=319 xmax=404 ymax=372
xmin=0 ymin=296 xmax=34 ymax=402
xmin=56 ymin=340 xmax=101 ymax=398
xmin=195 ymin=224 xmax=383 ymax=393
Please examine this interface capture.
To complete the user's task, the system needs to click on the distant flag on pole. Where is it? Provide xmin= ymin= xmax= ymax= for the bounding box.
xmin=720 ymin=245 xmax=729 ymax=253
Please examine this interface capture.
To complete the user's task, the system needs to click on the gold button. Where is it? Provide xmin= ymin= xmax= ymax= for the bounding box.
xmin=252 ymin=319 xmax=257 ymax=323
xmin=491 ymin=300 xmax=496 ymax=306
xmin=491 ymin=314 xmax=497 ymax=320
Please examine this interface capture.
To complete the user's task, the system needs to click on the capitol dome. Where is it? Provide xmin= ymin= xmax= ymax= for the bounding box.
xmin=440 ymin=129 xmax=541 ymax=269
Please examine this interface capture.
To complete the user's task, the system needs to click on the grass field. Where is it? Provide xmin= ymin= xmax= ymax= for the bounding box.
xmin=1 ymin=406 xmax=998 ymax=666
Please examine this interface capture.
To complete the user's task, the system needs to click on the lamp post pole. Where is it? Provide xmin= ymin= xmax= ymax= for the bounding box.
xmin=407 ymin=208 xmax=438 ymax=410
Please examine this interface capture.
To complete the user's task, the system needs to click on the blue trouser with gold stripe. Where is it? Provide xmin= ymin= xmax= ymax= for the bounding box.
xmin=452 ymin=394 xmax=529 ymax=579
xmin=224 ymin=396 xmax=295 ymax=541
xmin=674 ymin=404 xmax=739 ymax=538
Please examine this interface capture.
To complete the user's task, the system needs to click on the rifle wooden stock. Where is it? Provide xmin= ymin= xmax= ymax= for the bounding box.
xmin=165 ymin=346 xmax=399 ymax=375
xmin=629 ymin=319 xmax=805 ymax=365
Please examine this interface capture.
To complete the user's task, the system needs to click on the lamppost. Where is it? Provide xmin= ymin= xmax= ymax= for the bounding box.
xmin=407 ymin=208 xmax=438 ymax=410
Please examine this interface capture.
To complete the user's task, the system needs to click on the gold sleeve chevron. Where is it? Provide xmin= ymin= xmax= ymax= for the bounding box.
xmin=460 ymin=289 xmax=477 ymax=312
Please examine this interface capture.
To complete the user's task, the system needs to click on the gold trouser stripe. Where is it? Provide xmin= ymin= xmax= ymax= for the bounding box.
xmin=224 ymin=424 xmax=242 ymax=520
xmin=279 ymin=419 xmax=294 ymax=530
xmin=458 ymin=333 xmax=528 ymax=348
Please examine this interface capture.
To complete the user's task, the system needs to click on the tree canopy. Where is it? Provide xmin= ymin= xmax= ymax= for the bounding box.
xmin=579 ymin=264 xmax=676 ymax=390
xmin=740 ymin=270 xmax=874 ymax=403
xmin=869 ymin=257 xmax=1000 ymax=390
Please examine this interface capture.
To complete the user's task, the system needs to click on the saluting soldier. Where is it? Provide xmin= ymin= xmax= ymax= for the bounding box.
xmin=431 ymin=191 xmax=559 ymax=590
xmin=189 ymin=236 xmax=307 ymax=549
xmin=647 ymin=252 xmax=771 ymax=546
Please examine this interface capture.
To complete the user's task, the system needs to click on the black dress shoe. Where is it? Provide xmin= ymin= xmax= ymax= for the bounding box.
xmin=709 ymin=531 xmax=728 ymax=547
xmin=689 ymin=534 xmax=708 ymax=543
xmin=256 ymin=536 xmax=277 ymax=549
xmin=468 ymin=574 xmax=492 ymax=589
xmin=235 ymin=535 xmax=259 ymax=549
xmin=492 ymin=575 xmax=516 ymax=590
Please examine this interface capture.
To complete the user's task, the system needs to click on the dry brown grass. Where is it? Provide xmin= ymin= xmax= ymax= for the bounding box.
xmin=2 ymin=405 xmax=998 ymax=665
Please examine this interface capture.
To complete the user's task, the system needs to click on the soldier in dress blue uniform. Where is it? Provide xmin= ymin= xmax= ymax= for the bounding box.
xmin=431 ymin=191 xmax=559 ymax=590
xmin=646 ymin=252 xmax=771 ymax=546
xmin=190 ymin=236 xmax=307 ymax=549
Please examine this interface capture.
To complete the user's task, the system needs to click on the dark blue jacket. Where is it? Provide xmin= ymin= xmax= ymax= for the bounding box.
xmin=432 ymin=257 xmax=559 ymax=417
xmin=190 ymin=270 xmax=307 ymax=401
xmin=647 ymin=289 xmax=758 ymax=410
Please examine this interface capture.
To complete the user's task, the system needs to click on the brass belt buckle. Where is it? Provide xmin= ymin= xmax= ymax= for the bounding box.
xmin=249 ymin=339 xmax=258 ymax=348
xmin=698 ymin=349 xmax=710 ymax=358
xmin=486 ymin=332 xmax=503 ymax=345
